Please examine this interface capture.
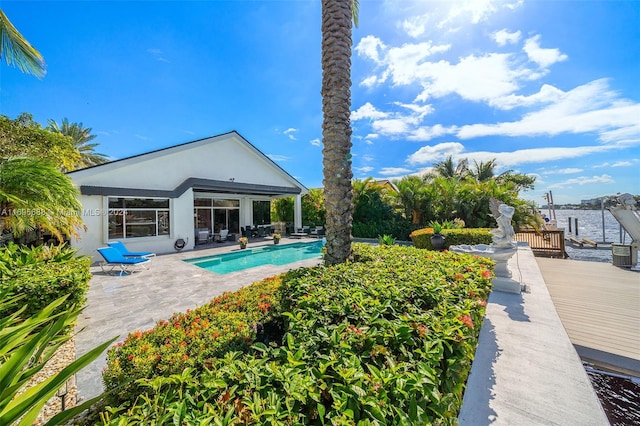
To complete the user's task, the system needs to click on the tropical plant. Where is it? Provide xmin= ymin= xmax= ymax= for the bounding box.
xmin=0 ymin=293 xmax=116 ymax=426
xmin=301 ymin=188 xmax=326 ymax=226
xmin=47 ymin=118 xmax=108 ymax=168
xmin=320 ymin=0 xmax=358 ymax=264
xmin=0 ymin=9 xmax=45 ymax=78
xmin=469 ymin=159 xmax=496 ymax=182
xmin=429 ymin=221 xmax=443 ymax=235
xmin=0 ymin=113 xmax=82 ymax=172
xmin=0 ymin=157 xmax=85 ymax=241
xmin=271 ymin=197 xmax=294 ymax=223
xmin=378 ymin=234 xmax=395 ymax=245
xmin=430 ymin=156 xmax=468 ymax=179
xmin=392 ymin=175 xmax=432 ymax=224
xmin=99 ymin=244 xmax=493 ymax=424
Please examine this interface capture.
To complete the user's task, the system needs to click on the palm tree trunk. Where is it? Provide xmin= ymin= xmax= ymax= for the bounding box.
xmin=321 ymin=0 xmax=353 ymax=264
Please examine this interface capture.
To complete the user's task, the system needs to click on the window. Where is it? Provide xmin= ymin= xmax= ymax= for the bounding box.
xmin=252 ymin=200 xmax=271 ymax=225
xmin=194 ymin=197 xmax=240 ymax=234
xmin=108 ymin=198 xmax=170 ymax=239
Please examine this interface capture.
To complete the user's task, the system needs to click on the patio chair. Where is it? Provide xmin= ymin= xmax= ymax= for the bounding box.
xmin=107 ymin=241 xmax=156 ymax=258
xmin=217 ymin=229 xmax=229 ymax=242
xmin=97 ymin=247 xmax=151 ymax=275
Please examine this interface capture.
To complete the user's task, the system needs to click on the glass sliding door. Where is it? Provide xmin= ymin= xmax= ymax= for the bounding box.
xmin=194 ymin=197 xmax=240 ymax=235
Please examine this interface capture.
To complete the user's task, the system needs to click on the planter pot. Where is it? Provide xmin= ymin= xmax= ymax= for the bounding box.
xmin=431 ymin=234 xmax=446 ymax=251
xmin=239 ymin=243 xmax=247 ymax=249
xmin=274 ymin=239 xmax=280 ymax=245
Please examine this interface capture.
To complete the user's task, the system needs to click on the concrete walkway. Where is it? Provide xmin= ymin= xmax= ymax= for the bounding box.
xmin=459 ymin=243 xmax=608 ymax=425
xmin=75 ymin=238 xmax=322 ymax=400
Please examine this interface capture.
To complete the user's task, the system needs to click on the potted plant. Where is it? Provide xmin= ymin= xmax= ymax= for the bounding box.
xmin=273 ymin=233 xmax=281 ymax=244
xmin=430 ymin=222 xmax=446 ymax=251
xmin=238 ymin=237 xmax=248 ymax=249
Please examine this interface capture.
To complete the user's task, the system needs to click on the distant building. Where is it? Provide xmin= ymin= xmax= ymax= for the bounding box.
xmin=580 ymin=198 xmax=601 ymax=206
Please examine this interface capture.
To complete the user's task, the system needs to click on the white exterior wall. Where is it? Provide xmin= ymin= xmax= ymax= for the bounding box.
xmin=73 ymin=136 xmax=294 ymax=190
xmin=68 ymin=132 xmax=307 ymax=260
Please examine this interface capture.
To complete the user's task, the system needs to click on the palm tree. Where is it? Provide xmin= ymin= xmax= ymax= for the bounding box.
xmin=469 ymin=159 xmax=496 ymax=182
xmin=431 ymin=156 xmax=468 ymax=179
xmin=47 ymin=118 xmax=109 ymax=168
xmin=0 ymin=9 xmax=46 ymax=78
xmin=321 ymin=0 xmax=358 ymax=264
xmin=393 ymin=175 xmax=430 ymax=225
xmin=0 ymin=157 xmax=85 ymax=241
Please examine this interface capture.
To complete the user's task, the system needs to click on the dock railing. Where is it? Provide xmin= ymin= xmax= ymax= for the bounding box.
xmin=515 ymin=229 xmax=567 ymax=258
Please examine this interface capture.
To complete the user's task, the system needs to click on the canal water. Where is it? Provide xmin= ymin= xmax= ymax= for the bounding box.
xmin=547 ymin=209 xmax=639 ymax=424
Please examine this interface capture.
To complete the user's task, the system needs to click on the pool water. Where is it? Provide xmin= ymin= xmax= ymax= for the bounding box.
xmin=185 ymin=240 xmax=324 ymax=274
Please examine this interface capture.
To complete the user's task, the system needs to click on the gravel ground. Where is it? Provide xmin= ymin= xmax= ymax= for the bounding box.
xmin=18 ymin=338 xmax=78 ymax=425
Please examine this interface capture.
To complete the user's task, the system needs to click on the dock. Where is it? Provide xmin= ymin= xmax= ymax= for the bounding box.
xmin=536 ymin=257 xmax=640 ymax=375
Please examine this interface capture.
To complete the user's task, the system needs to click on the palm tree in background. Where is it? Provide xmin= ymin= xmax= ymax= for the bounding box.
xmin=469 ymin=159 xmax=497 ymax=182
xmin=0 ymin=9 xmax=46 ymax=78
xmin=431 ymin=156 xmax=468 ymax=179
xmin=321 ymin=0 xmax=358 ymax=264
xmin=47 ymin=118 xmax=109 ymax=168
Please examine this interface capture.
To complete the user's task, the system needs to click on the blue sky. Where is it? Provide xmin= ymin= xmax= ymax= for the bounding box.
xmin=2 ymin=0 xmax=639 ymax=205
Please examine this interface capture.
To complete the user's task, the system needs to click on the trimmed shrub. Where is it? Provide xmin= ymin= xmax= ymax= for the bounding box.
xmin=101 ymin=244 xmax=494 ymax=424
xmin=102 ymin=276 xmax=284 ymax=403
xmin=410 ymin=227 xmax=493 ymax=250
xmin=0 ymin=243 xmax=91 ymax=321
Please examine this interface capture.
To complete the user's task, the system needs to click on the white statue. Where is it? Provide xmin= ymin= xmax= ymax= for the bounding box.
xmin=490 ymin=199 xmax=516 ymax=248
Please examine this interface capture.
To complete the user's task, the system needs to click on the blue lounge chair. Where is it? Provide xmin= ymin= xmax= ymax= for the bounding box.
xmin=107 ymin=241 xmax=156 ymax=258
xmin=97 ymin=247 xmax=151 ymax=275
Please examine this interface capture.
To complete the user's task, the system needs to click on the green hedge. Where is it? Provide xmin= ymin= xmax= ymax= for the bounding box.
xmin=410 ymin=227 xmax=493 ymax=250
xmin=0 ymin=243 xmax=91 ymax=322
xmin=102 ymin=276 xmax=284 ymax=403
xmin=100 ymin=244 xmax=494 ymax=424
xmin=352 ymin=219 xmax=416 ymax=241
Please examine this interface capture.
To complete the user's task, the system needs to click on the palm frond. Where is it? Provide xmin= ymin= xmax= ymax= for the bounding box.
xmin=0 ymin=10 xmax=46 ymax=78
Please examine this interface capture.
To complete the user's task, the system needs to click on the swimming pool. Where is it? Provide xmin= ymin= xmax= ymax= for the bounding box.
xmin=185 ymin=240 xmax=324 ymax=274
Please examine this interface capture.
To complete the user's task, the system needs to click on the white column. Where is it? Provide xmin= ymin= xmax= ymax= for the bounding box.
xmin=294 ymin=194 xmax=302 ymax=230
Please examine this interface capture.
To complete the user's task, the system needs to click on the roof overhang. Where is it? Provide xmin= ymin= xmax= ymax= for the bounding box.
xmin=80 ymin=177 xmax=302 ymax=198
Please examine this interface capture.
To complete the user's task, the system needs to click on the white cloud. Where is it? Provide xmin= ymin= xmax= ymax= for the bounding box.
xmin=457 ymin=80 xmax=640 ymax=144
xmin=493 ymin=29 xmax=521 ymax=46
xmin=353 ymin=101 xmax=438 ymax=140
xmin=612 ymin=161 xmax=633 ymax=167
xmin=351 ymin=102 xmax=389 ymax=121
xmin=354 ymin=166 xmax=374 ymax=174
xmin=549 ymin=174 xmax=615 ymax=189
xmin=379 ymin=167 xmax=412 ymax=176
xmin=523 ymin=35 xmax=568 ymax=69
xmin=557 ymin=168 xmax=583 ymax=174
xmin=268 ymin=154 xmax=290 ymax=162
xmin=490 ymin=83 xmax=564 ymax=110
xmin=407 ymin=124 xmax=457 ymax=142
xmin=147 ymin=48 xmax=169 ymax=63
xmin=407 ymin=142 xmax=616 ymax=168
xmin=354 ymin=35 xmax=386 ymax=64
xmin=310 ymin=138 xmax=321 ymax=147
xmin=400 ymin=14 xmax=430 ymax=38
xmin=283 ymin=128 xmax=297 ymax=140
xmin=407 ymin=142 xmax=465 ymax=165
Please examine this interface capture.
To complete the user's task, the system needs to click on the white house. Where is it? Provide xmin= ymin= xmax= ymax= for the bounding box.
xmin=68 ymin=131 xmax=307 ymax=257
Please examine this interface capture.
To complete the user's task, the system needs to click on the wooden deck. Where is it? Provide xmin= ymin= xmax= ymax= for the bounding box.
xmin=515 ymin=230 xmax=567 ymax=258
xmin=536 ymin=257 xmax=640 ymax=374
